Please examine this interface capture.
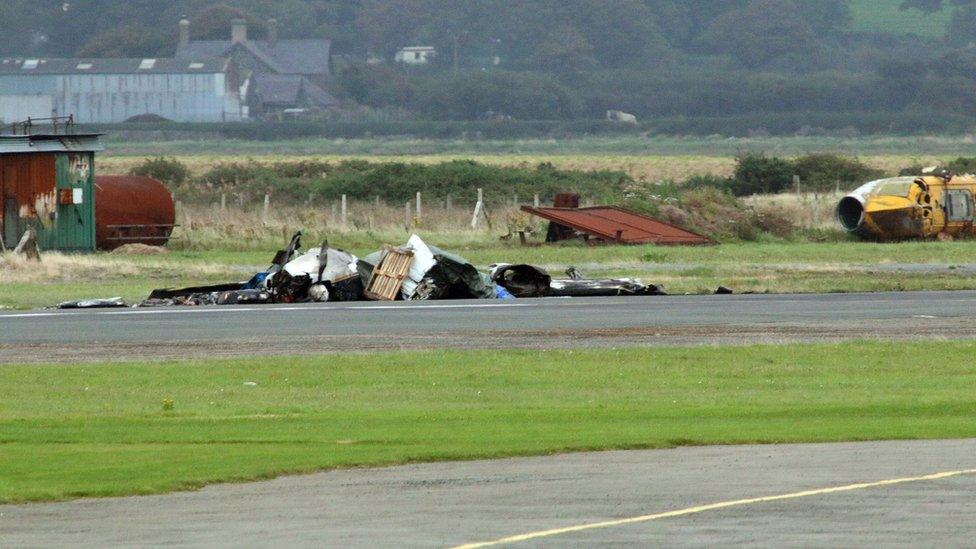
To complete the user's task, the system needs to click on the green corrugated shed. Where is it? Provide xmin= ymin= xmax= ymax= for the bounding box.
xmin=0 ymin=133 xmax=103 ymax=252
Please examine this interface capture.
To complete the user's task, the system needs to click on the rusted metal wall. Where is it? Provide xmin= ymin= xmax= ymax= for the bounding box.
xmin=94 ymin=175 xmax=175 ymax=250
xmin=0 ymin=151 xmax=95 ymax=251
xmin=1 ymin=153 xmax=55 ymax=249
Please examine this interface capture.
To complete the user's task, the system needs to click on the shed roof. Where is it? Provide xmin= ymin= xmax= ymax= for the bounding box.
xmin=0 ymin=58 xmax=229 ymax=75
xmin=176 ymin=39 xmax=331 ymax=75
xmin=0 ymin=134 xmax=104 ymax=154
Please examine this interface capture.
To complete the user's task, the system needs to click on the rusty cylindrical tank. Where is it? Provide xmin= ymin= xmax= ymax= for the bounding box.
xmin=94 ymin=175 xmax=175 ymax=250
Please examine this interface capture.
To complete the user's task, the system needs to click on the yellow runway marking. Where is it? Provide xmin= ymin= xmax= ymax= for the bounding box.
xmin=452 ymin=468 xmax=976 ymax=548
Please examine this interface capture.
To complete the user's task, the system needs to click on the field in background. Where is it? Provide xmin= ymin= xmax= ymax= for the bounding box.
xmin=100 ymin=153 xmax=953 ymax=187
xmin=849 ymin=0 xmax=953 ymax=36
xmin=4 ymin=342 xmax=976 ymax=503
xmin=97 ymin=135 xmax=976 ymax=160
xmin=101 ymin=154 xmax=738 ymax=184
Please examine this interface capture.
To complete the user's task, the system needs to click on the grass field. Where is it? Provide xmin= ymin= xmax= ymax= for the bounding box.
xmin=3 ymin=342 xmax=976 ymax=503
xmin=97 ymin=135 xmax=976 ymax=162
xmin=7 ymin=239 xmax=976 ymax=309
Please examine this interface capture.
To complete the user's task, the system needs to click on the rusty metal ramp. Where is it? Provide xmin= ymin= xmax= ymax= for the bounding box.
xmin=521 ymin=205 xmax=714 ymax=245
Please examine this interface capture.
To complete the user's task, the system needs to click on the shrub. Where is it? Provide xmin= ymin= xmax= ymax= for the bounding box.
xmin=129 ymin=157 xmax=189 ymax=185
xmin=898 ymin=158 xmax=976 ymax=177
xmin=198 ymin=162 xmax=266 ymax=186
xmin=898 ymin=164 xmax=928 ymax=177
xmin=180 ymin=159 xmax=634 ymax=206
xmin=730 ymin=154 xmax=794 ymax=196
xmin=683 ymin=174 xmax=734 ymax=193
xmin=790 ymin=154 xmax=883 ymax=191
xmin=753 ymin=203 xmax=798 ymax=238
xmin=947 ymin=157 xmax=976 ymax=174
xmin=664 ymin=188 xmax=764 ymax=240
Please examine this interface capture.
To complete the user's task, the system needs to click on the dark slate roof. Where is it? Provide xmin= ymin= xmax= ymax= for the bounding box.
xmin=176 ymin=39 xmax=331 ymax=75
xmin=0 ymin=57 xmax=229 ymax=75
xmin=303 ymin=80 xmax=338 ymax=108
xmin=253 ymin=74 xmax=338 ymax=108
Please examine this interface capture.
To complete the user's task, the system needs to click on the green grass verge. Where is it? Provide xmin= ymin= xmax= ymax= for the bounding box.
xmin=3 ymin=342 xmax=976 ymax=503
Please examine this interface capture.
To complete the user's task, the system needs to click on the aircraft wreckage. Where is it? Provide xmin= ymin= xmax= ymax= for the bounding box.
xmin=59 ymin=232 xmax=670 ymax=309
xmin=837 ymin=171 xmax=976 ymax=241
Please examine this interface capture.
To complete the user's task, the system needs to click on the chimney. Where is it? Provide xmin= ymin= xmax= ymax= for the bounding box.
xmin=231 ymin=18 xmax=247 ymax=44
xmin=267 ymin=18 xmax=278 ymax=48
xmin=178 ymin=18 xmax=190 ymax=49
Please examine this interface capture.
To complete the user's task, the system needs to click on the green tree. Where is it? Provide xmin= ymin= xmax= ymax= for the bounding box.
xmin=189 ymin=4 xmax=266 ymax=40
xmin=336 ymin=63 xmax=413 ymax=106
xmin=356 ymin=0 xmax=431 ymax=58
xmin=532 ymin=24 xmax=596 ymax=72
xmin=77 ymin=24 xmax=171 ymax=57
xmin=793 ymin=0 xmax=851 ymax=34
xmin=900 ymin=0 xmax=946 ymax=12
xmin=732 ymin=154 xmax=794 ymax=195
xmin=901 ymin=0 xmax=976 ymax=12
xmin=698 ymin=0 xmax=818 ymax=68
xmin=947 ymin=5 xmax=976 ymax=44
xmin=576 ymin=0 xmax=672 ymax=68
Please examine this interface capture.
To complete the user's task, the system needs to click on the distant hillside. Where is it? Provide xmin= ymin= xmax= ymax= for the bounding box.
xmin=849 ymin=0 xmax=953 ymax=36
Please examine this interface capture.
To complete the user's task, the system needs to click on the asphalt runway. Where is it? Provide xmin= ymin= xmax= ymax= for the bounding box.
xmin=2 ymin=439 xmax=974 ymax=547
xmin=3 ymin=290 xmax=976 ymax=362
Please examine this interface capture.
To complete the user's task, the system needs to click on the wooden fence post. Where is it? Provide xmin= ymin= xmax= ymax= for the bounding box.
xmin=341 ymin=194 xmax=348 ymax=226
xmin=533 ymin=193 xmax=540 ymax=207
xmin=794 ymin=175 xmax=801 ymax=194
xmin=405 ymin=200 xmax=412 ymax=230
xmin=471 ymin=188 xmax=484 ymax=228
xmin=184 ymin=206 xmax=192 ymax=247
xmin=220 ymin=193 xmax=226 ymax=211
xmin=262 ymin=194 xmax=270 ymax=224
xmin=416 ymin=191 xmax=422 ymax=220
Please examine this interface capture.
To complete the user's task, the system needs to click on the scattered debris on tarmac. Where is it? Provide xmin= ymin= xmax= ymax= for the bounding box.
xmin=57 ymin=297 xmax=127 ymax=309
xmin=103 ymin=232 xmax=676 ymax=308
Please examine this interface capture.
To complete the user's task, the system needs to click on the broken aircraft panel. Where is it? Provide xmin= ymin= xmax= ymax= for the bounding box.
xmin=520 ymin=205 xmax=714 ymax=245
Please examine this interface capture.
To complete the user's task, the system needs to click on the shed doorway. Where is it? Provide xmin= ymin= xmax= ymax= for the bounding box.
xmin=1 ymin=165 xmax=19 ymax=249
xmin=3 ymin=198 xmax=17 ymax=248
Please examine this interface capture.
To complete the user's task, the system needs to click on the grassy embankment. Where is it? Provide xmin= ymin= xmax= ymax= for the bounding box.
xmin=2 ymin=342 xmax=976 ymax=503
xmin=6 ymin=239 xmax=976 ymax=310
